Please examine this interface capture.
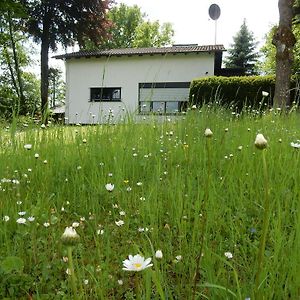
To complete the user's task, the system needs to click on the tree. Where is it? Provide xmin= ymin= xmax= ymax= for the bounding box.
xmin=224 ymin=19 xmax=258 ymax=75
xmin=272 ymin=0 xmax=296 ymax=107
xmin=48 ymin=67 xmax=65 ymax=108
xmin=133 ymin=21 xmax=174 ymax=48
xmin=259 ymin=25 xmax=300 ymax=75
xmin=90 ymin=4 xmax=174 ymax=50
xmin=0 ymin=2 xmax=31 ymax=115
xmin=20 ymin=0 xmax=112 ymax=119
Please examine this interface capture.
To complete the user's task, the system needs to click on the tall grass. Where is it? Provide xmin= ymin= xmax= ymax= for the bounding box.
xmin=0 ymin=106 xmax=300 ymax=299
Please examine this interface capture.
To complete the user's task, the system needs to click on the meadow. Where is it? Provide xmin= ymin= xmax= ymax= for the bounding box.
xmin=0 ymin=105 xmax=300 ymax=299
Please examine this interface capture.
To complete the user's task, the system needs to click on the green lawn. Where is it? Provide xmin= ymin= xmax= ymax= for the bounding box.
xmin=1 ymin=106 xmax=300 ymax=299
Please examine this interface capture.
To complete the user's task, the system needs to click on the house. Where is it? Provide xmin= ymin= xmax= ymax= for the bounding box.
xmin=54 ymin=44 xmax=225 ymax=124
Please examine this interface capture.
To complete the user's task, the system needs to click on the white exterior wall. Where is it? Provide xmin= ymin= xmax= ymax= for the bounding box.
xmin=65 ymin=52 xmax=215 ymax=124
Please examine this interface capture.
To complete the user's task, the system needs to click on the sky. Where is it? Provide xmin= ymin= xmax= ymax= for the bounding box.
xmin=49 ymin=0 xmax=279 ymax=71
xmin=117 ymin=0 xmax=279 ymax=48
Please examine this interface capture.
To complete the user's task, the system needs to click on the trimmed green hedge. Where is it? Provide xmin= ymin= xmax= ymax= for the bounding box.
xmin=189 ymin=75 xmax=299 ymax=109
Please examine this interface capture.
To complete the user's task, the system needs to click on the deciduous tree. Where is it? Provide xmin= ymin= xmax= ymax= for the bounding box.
xmin=272 ymin=0 xmax=296 ymax=107
xmin=92 ymin=4 xmax=174 ymax=50
xmin=20 ymin=0 xmax=112 ymax=119
xmin=259 ymin=25 xmax=299 ymax=75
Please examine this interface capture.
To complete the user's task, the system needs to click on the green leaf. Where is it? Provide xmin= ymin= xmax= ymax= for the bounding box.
xmin=1 ymin=256 xmax=24 ymax=273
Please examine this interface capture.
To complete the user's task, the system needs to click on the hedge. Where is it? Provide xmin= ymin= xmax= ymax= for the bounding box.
xmin=189 ymin=75 xmax=299 ymax=109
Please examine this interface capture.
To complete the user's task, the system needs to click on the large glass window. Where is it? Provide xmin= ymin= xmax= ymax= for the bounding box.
xmin=90 ymin=87 xmax=121 ymax=102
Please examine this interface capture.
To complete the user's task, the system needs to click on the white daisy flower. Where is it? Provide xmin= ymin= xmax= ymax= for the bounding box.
xmin=122 ymin=254 xmax=153 ymax=271
xmin=224 ymin=251 xmax=233 ymax=259
xmin=105 ymin=183 xmax=114 ymax=192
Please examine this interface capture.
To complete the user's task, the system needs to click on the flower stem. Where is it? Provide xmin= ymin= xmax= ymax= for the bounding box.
xmin=255 ymin=150 xmax=271 ymax=298
xmin=192 ymin=137 xmax=211 ymax=300
xmin=67 ymin=246 xmax=79 ymax=300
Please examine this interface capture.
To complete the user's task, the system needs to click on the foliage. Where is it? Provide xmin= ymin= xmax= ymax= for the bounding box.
xmin=48 ymin=67 xmax=65 ymax=108
xmin=92 ymin=3 xmax=174 ymax=50
xmin=190 ymin=76 xmax=277 ymax=109
xmin=19 ymin=0 xmax=112 ymax=117
xmin=0 ymin=13 xmax=40 ymax=118
xmin=132 ymin=21 xmax=174 ymax=48
xmin=0 ymin=71 xmax=40 ymax=118
xmin=224 ymin=19 xmax=259 ymax=75
xmin=1 ymin=108 xmax=300 ymax=299
xmin=259 ymin=25 xmax=300 ymax=74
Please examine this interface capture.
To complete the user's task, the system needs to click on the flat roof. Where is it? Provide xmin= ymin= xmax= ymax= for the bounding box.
xmin=53 ymin=44 xmax=226 ymax=60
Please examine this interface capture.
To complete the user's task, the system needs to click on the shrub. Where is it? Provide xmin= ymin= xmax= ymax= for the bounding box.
xmin=189 ymin=75 xmax=299 ymax=110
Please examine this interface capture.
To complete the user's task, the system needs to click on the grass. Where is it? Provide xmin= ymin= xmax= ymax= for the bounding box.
xmin=0 ymin=105 xmax=300 ymax=299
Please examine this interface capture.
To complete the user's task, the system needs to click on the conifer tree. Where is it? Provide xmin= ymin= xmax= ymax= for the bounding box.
xmin=225 ymin=19 xmax=258 ymax=75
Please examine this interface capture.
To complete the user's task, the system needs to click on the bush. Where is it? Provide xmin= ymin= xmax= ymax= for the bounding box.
xmin=189 ymin=75 xmax=299 ymax=110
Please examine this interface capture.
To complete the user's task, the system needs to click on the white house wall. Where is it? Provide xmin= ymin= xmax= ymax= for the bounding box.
xmin=65 ymin=52 xmax=215 ymax=124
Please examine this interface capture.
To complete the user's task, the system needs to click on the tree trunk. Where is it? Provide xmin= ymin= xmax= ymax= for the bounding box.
xmin=40 ymin=26 xmax=50 ymax=122
xmin=8 ymin=11 xmax=26 ymax=115
xmin=272 ymin=0 xmax=296 ymax=108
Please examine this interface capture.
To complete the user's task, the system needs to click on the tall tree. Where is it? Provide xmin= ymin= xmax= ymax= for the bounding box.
xmin=133 ymin=21 xmax=174 ymax=48
xmin=259 ymin=25 xmax=300 ymax=75
xmin=20 ymin=0 xmax=112 ymax=119
xmin=0 ymin=2 xmax=29 ymax=115
xmin=272 ymin=0 xmax=296 ymax=107
xmin=88 ymin=4 xmax=174 ymax=50
xmin=225 ymin=19 xmax=258 ymax=75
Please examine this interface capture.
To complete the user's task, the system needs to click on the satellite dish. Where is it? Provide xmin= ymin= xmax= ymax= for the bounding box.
xmin=209 ymin=4 xmax=221 ymax=20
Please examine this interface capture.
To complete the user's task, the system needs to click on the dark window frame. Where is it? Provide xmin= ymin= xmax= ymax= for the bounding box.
xmin=138 ymin=82 xmax=189 ymax=115
xmin=90 ymin=87 xmax=122 ymax=102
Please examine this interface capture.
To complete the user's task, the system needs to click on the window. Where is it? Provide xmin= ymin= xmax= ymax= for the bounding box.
xmin=90 ymin=87 xmax=121 ymax=102
xmin=139 ymin=82 xmax=190 ymax=114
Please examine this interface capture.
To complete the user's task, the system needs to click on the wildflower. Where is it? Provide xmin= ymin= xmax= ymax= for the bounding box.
xmin=24 ymin=144 xmax=32 ymax=150
xmin=191 ymin=104 xmax=197 ymax=109
xmin=41 ymin=124 xmax=46 ymax=129
xmin=18 ymin=211 xmax=26 ymax=216
xmin=105 ymin=183 xmax=114 ymax=192
xmin=43 ymin=222 xmax=50 ymax=227
xmin=97 ymin=229 xmax=104 ymax=235
xmin=117 ymin=279 xmax=123 ymax=285
xmin=238 ymin=146 xmax=243 ymax=151
xmin=136 ymin=182 xmax=142 ymax=186
xmin=175 ymin=255 xmax=182 ymax=261
xmin=204 ymin=128 xmax=213 ymax=138
xmin=28 ymin=216 xmax=35 ymax=222
xmin=122 ymin=254 xmax=153 ymax=271
xmin=82 ymin=139 xmax=87 ymax=143
xmin=43 ymin=160 xmax=48 ymax=164
xmin=72 ymin=222 xmax=80 ymax=228
xmin=254 ymin=134 xmax=268 ymax=150
xmin=16 ymin=218 xmax=26 ymax=224
xmin=66 ymin=268 xmax=72 ymax=275
xmin=155 ymin=250 xmax=163 ymax=259
xmin=262 ymin=91 xmax=269 ymax=97
xmin=3 ymin=215 xmax=10 ymax=222
xmin=119 ymin=211 xmax=126 ymax=216
xmin=115 ymin=220 xmax=124 ymax=227
xmin=83 ymin=279 xmax=89 ymax=285
xmin=291 ymin=142 xmax=300 ymax=149
xmin=61 ymin=226 xmax=80 ymax=245
xmin=224 ymin=252 xmax=233 ymax=259
xmin=225 ymin=128 xmax=229 ymax=132
xmin=35 ymin=153 xmax=39 ymax=159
